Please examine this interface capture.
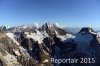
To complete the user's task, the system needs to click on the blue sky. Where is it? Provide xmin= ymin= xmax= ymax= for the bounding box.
xmin=0 ymin=0 xmax=100 ymax=27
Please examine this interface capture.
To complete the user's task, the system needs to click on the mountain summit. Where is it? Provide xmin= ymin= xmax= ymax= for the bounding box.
xmin=78 ymin=27 xmax=96 ymax=34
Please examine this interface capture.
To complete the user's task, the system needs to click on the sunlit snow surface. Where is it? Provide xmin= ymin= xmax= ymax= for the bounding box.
xmin=25 ymin=30 xmax=48 ymax=44
xmin=6 ymin=33 xmax=20 ymax=45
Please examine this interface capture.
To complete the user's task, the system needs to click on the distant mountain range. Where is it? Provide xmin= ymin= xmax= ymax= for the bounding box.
xmin=0 ymin=23 xmax=100 ymax=66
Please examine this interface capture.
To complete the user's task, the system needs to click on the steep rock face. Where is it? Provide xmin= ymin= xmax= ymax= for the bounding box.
xmin=51 ymin=36 xmax=77 ymax=66
xmin=1 ymin=24 xmax=100 ymax=66
xmin=90 ymin=33 xmax=100 ymax=65
xmin=0 ymin=26 xmax=7 ymax=31
xmin=10 ymin=25 xmax=74 ymax=66
xmin=40 ymin=23 xmax=69 ymax=37
xmin=72 ymin=27 xmax=100 ymax=66
xmin=0 ymin=31 xmax=38 ymax=66
xmin=78 ymin=27 xmax=96 ymax=34
xmin=39 ymin=23 xmax=75 ymax=42
xmin=7 ymin=24 xmax=38 ymax=33
xmin=16 ymin=31 xmax=53 ymax=66
xmin=0 ymin=32 xmax=21 ymax=66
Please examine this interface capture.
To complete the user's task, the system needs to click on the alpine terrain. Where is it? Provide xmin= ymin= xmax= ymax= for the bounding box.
xmin=0 ymin=23 xmax=100 ymax=66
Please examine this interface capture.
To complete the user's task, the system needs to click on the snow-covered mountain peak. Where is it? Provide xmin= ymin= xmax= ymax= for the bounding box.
xmin=18 ymin=23 xmax=39 ymax=29
xmin=41 ymin=22 xmax=56 ymax=29
xmin=78 ymin=27 xmax=96 ymax=34
xmin=1 ymin=23 xmax=100 ymax=66
xmin=75 ymin=27 xmax=97 ymax=44
xmin=42 ymin=22 xmax=63 ymax=28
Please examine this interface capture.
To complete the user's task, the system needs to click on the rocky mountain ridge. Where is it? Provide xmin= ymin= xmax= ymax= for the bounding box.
xmin=0 ymin=23 xmax=100 ymax=66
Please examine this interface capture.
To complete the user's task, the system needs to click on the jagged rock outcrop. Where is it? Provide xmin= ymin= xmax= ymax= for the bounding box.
xmin=15 ymin=31 xmax=54 ymax=66
xmin=73 ymin=27 xmax=99 ymax=66
xmin=39 ymin=23 xmax=69 ymax=37
xmin=78 ymin=27 xmax=96 ymax=34
xmin=1 ymin=23 xmax=100 ymax=66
